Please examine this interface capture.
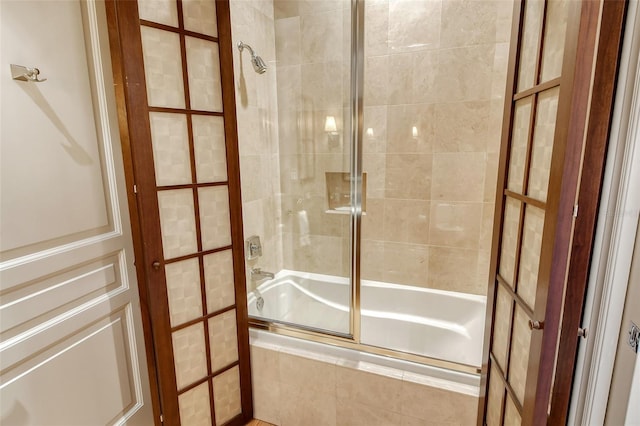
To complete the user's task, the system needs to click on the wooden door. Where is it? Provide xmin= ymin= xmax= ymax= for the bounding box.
xmin=0 ymin=0 xmax=154 ymax=424
xmin=106 ymin=0 xmax=253 ymax=424
xmin=482 ymin=0 xmax=626 ymax=424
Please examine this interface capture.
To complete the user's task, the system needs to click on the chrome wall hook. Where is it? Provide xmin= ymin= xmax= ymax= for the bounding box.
xmin=11 ymin=64 xmax=47 ymax=82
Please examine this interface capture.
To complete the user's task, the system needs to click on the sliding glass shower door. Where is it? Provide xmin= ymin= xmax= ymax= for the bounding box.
xmin=233 ymin=0 xmax=354 ymax=335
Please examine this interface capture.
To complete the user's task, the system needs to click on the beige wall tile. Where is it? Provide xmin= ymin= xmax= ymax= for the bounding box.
xmin=280 ymin=382 xmax=337 ymax=426
xmin=428 ymin=246 xmax=479 ymax=293
xmin=361 ymin=198 xmax=385 ymax=241
xmin=431 ymin=153 xmax=486 ymax=202
xmin=441 ymin=0 xmax=498 ymax=48
xmin=361 ymin=239 xmax=386 ymax=282
xmin=388 ymin=0 xmax=442 ymax=53
xmin=275 ymin=17 xmax=301 ymax=66
xmin=363 ymin=106 xmax=388 ymax=154
xmin=364 ymin=55 xmax=389 ymax=106
xmin=336 ymin=399 xmax=403 ymax=426
xmin=433 ymin=101 xmax=491 ymax=153
xmin=388 ymin=53 xmax=414 ymax=105
xmin=386 ymin=104 xmax=435 ymax=153
xmin=274 ymin=0 xmax=299 ymax=19
xmin=279 ymin=352 xmax=336 ymax=395
xmin=429 ymin=202 xmax=483 ymax=249
xmin=383 ymin=199 xmax=430 ymax=244
xmin=301 ymin=10 xmax=343 ymax=64
xmin=365 ymin=1 xmax=389 ymax=57
xmin=382 ymin=242 xmax=429 ymax=287
xmin=400 ymin=380 xmax=477 ymax=424
xmin=385 ymin=154 xmax=432 ymax=200
xmin=435 ymin=45 xmax=494 ymax=103
xmin=336 ymin=366 xmax=403 ymax=413
xmin=253 ymin=381 xmax=281 ymax=425
xmin=411 ymin=49 xmax=440 ymax=104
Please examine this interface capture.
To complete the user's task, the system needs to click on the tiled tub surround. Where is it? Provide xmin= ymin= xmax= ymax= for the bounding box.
xmin=250 ymin=329 xmax=479 ymax=425
xmin=247 ymin=270 xmax=486 ymax=366
xmin=229 ymin=0 xmax=284 ymax=291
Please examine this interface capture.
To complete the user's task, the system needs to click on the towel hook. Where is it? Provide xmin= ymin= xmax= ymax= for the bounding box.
xmin=11 ymin=64 xmax=47 ymax=82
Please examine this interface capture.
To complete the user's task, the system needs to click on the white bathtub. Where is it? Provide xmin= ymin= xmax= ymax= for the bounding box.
xmin=247 ymin=270 xmax=486 ymax=367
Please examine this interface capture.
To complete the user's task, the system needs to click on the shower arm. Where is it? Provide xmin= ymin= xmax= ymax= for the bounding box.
xmin=238 ymin=41 xmax=256 ymax=58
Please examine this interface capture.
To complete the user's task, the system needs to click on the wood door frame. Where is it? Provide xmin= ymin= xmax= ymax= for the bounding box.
xmin=480 ymin=0 xmax=627 ymax=424
xmin=546 ymin=0 xmax=627 ymax=423
xmin=104 ymin=1 xmax=253 ymax=424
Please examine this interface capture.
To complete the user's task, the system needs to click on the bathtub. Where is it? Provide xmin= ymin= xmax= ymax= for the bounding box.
xmin=247 ymin=270 xmax=486 ymax=367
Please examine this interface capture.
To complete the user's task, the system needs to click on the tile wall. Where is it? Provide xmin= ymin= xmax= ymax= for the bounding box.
xmin=230 ymin=0 xmax=283 ymax=291
xmin=359 ymin=0 xmax=513 ymax=295
xmin=250 ymin=342 xmax=478 ymax=425
xmin=234 ymin=1 xmax=513 ymax=293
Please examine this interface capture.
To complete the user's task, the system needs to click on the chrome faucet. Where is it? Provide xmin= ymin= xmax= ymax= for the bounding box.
xmin=250 ymin=267 xmax=274 ymax=281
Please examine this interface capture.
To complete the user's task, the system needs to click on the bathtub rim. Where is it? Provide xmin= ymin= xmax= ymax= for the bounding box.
xmin=248 ymin=268 xmax=485 ymax=376
xmin=249 ymin=318 xmax=482 ymax=375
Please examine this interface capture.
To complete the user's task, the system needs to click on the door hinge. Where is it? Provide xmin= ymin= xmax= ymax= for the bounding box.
xmin=160 ymin=414 xmax=164 ymax=424
xmin=133 ymin=184 xmax=138 ymax=194
xmin=573 ymin=204 xmax=578 ymax=218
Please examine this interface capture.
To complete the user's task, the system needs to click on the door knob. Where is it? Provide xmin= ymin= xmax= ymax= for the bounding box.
xmin=152 ymin=261 xmax=161 ymax=270
xmin=528 ymin=320 xmax=544 ymax=330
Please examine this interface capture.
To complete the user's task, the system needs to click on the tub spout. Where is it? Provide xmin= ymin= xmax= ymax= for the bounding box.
xmin=251 ymin=267 xmax=274 ymax=281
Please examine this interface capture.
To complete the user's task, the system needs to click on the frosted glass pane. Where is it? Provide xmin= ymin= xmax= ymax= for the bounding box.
xmin=204 ymin=250 xmax=236 ymax=313
xmin=198 ymin=186 xmax=231 ymax=250
xmin=528 ymin=88 xmax=559 ymax=201
xmin=498 ymin=198 xmax=521 ymax=287
xmin=208 ymin=310 xmax=239 ymax=372
xmin=186 ymin=37 xmax=223 ymax=112
xmin=178 ymin=382 xmax=211 ymax=426
xmin=517 ymin=0 xmax=544 ymax=91
xmin=138 ymin=0 xmax=178 ymax=27
xmin=140 ymin=27 xmax=185 ymax=108
xmin=507 ymin=97 xmax=532 ymax=194
xmin=166 ymin=258 xmax=202 ymax=326
xmin=192 ymin=115 xmax=227 ymax=183
xmin=509 ymin=305 xmax=532 ymax=405
xmin=540 ymin=0 xmax=569 ymax=82
xmin=183 ymin=0 xmax=218 ymax=37
xmin=149 ymin=112 xmax=192 ymax=186
xmin=157 ymin=189 xmax=198 ymax=259
xmin=517 ymin=206 xmax=545 ymax=309
xmin=212 ymin=366 xmax=242 ymax=424
xmin=172 ymin=323 xmax=208 ymax=389
xmin=493 ymin=286 xmax=512 ymax=370
xmin=486 ymin=365 xmax=505 ymax=426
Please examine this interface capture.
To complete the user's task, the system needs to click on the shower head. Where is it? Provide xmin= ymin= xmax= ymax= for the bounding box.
xmin=238 ymin=41 xmax=267 ymax=74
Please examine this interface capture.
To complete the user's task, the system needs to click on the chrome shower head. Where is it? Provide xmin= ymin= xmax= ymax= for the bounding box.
xmin=238 ymin=41 xmax=267 ymax=74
